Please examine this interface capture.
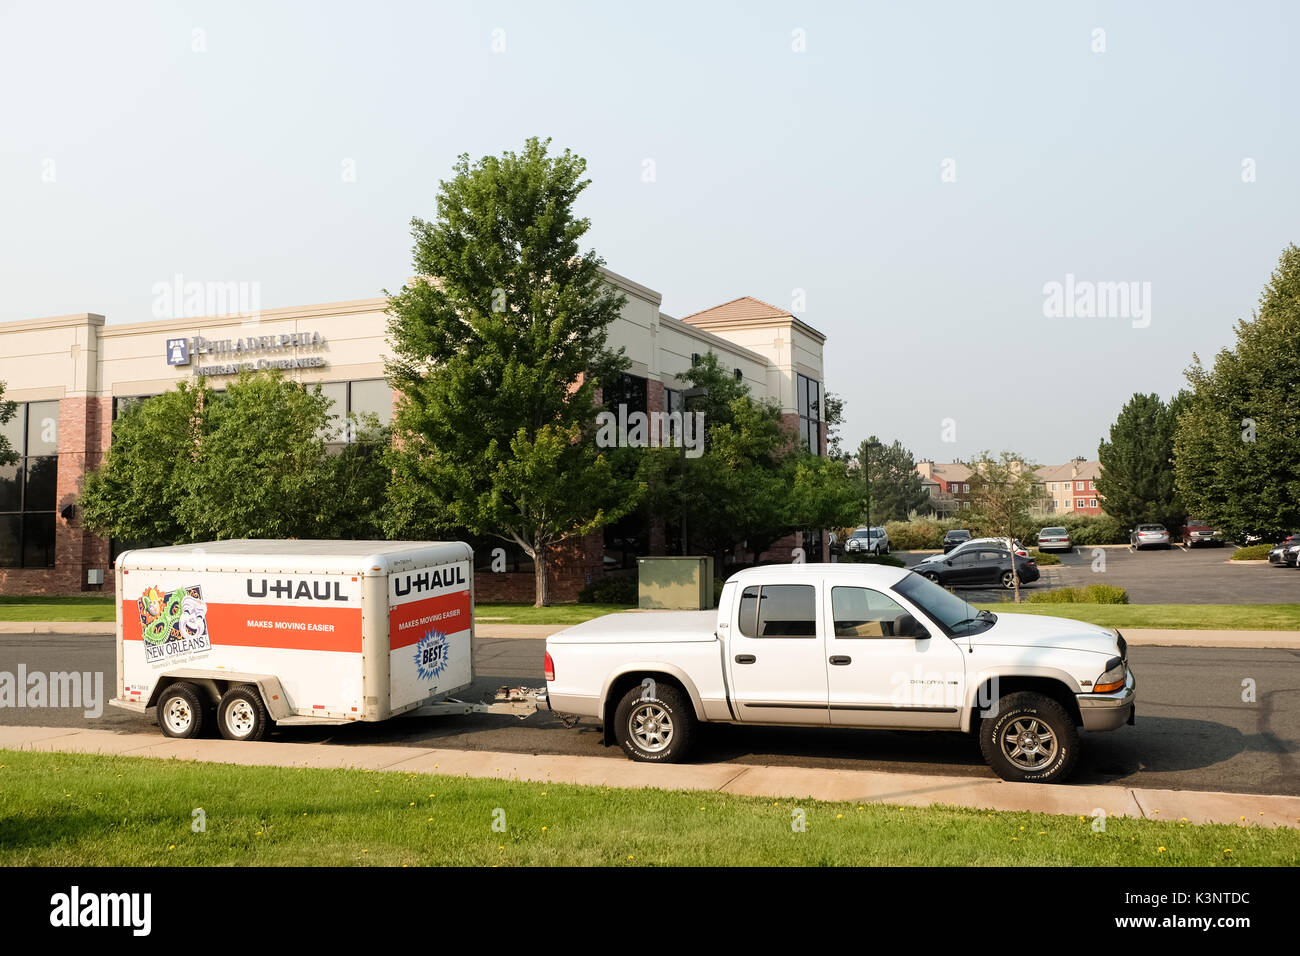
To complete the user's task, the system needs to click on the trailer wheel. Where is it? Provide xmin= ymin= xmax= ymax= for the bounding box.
xmin=157 ymin=682 xmax=205 ymax=739
xmin=613 ymin=681 xmax=695 ymax=763
xmin=217 ymin=684 xmax=271 ymax=742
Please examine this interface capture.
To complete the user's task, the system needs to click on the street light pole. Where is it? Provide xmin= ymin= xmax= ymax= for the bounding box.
xmin=679 ymin=386 xmax=709 ymax=556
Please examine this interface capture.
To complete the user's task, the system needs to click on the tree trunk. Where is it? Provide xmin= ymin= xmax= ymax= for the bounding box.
xmin=533 ymin=546 xmax=550 ymax=607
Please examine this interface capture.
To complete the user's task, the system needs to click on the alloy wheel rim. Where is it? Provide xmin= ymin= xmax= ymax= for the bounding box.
xmin=630 ymin=703 xmax=673 ymax=753
xmin=1001 ymin=717 xmax=1057 ymax=770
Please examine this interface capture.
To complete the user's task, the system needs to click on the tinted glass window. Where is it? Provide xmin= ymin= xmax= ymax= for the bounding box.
xmin=349 ymin=379 xmax=392 ymax=425
xmin=24 ymin=457 xmax=57 ymax=511
xmin=25 ymin=401 xmax=59 ymax=456
xmin=0 ymin=514 xmax=19 ymax=568
xmin=1 ymin=409 xmax=24 ymax=456
xmin=0 ymin=463 xmax=20 ymax=512
xmin=21 ymin=513 xmax=55 ymax=568
xmin=832 ymin=587 xmax=909 ymax=638
xmin=748 ymin=584 xmax=816 ymax=637
xmin=738 ymin=585 xmax=760 ymax=637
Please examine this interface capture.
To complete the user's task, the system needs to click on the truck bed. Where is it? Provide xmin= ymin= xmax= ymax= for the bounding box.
xmin=548 ymin=610 xmax=717 ymax=644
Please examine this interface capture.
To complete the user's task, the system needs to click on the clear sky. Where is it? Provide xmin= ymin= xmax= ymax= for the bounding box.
xmin=1 ymin=0 xmax=1295 ymax=464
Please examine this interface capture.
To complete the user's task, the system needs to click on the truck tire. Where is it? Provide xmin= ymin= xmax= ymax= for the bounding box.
xmin=613 ymin=681 xmax=695 ymax=763
xmin=217 ymin=684 xmax=271 ymax=742
xmin=979 ymin=691 xmax=1079 ymax=783
xmin=157 ymin=682 xmax=205 ymax=739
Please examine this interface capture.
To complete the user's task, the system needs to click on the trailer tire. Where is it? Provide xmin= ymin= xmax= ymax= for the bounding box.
xmin=614 ymin=681 xmax=695 ymax=763
xmin=217 ymin=684 xmax=271 ymax=742
xmin=157 ymin=682 xmax=205 ymax=739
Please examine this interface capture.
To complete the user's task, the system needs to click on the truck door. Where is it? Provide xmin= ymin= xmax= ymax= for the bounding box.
xmin=726 ymin=582 xmax=830 ymax=724
xmin=822 ymin=584 xmax=965 ymax=729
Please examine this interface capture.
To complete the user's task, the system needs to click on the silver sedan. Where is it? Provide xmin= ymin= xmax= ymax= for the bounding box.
xmin=1130 ymin=524 xmax=1171 ymax=550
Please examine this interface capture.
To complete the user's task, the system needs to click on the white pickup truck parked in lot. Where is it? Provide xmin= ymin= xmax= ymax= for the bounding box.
xmin=543 ymin=564 xmax=1136 ymax=783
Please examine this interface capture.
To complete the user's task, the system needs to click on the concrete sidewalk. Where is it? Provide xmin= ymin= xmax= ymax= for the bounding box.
xmin=4 ymin=620 xmax=1300 ymax=647
xmin=1 ymin=725 xmax=1296 ymax=828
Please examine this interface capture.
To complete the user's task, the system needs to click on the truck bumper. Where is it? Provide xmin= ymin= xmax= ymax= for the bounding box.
xmin=1076 ymin=669 xmax=1136 ymax=732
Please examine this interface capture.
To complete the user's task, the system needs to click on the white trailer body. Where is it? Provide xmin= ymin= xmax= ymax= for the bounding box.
xmin=109 ymin=540 xmax=476 ymax=738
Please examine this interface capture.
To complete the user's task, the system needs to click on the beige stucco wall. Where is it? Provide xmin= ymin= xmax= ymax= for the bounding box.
xmin=0 ymin=269 xmax=823 ymax=411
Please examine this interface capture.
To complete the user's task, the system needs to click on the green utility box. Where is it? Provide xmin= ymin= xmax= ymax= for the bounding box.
xmin=637 ymin=556 xmax=715 ymax=610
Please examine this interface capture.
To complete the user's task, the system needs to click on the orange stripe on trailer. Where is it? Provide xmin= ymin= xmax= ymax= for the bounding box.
xmin=121 ymin=600 xmax=362 ymax=652
xmin=388 ymin=590 xmax=472 ymax=650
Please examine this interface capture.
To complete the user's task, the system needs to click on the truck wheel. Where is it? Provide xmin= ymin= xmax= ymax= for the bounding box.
xmin=614 ymin=681 xmax=695 ymax=763
xmin=979 ymin=692 xmax=1079 ymax=783
xmin=157 ymin=682 xmax=205 ymax=739
xmin=217 ymin=684 xmax=271 ymax=742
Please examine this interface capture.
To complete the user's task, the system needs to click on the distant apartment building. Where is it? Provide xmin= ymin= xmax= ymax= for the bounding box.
xmin=1035 ymin=458 xmax=1104 ymax=516
xmin=914 ymin=456 xmax=1105 ymax=519
xmin=915 ymin=460 xmax=974 ymax=515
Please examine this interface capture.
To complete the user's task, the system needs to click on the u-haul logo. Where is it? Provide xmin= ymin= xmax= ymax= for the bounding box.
xmin=393 ymin=566 xmax=466 ymax=597
xmin=246 ymin=579 xmax=349 ymax=602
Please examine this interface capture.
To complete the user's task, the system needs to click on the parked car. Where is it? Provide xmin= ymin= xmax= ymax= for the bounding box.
xmin=543 ymin=563 xmax=1135 ymax=782
xmin=1266 ymin=533 xmax=1300 ymax=565
xmin=1130 ymin=524 xmax=1170 ymax=549
xmin=1179 ymin=518 xmax=1224 ymax=548
xmin=920 ymin=537 xmax=1029 ymax=566
xmin=943 ymin=529 xmax=972 ymax=553
xmin=1037 ymin=527 xmax=1073 ymax=553
xmin=1284 ymin=541 xmax=1300 ymax=568
xmin=844 ymin=526 xmax=890 ymax=555
xmin=916 ymin=546 xmax=1039 ymax=590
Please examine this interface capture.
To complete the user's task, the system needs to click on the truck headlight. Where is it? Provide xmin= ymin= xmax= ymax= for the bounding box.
xmin=1093 ymin=656 xmax=1127 ymax=694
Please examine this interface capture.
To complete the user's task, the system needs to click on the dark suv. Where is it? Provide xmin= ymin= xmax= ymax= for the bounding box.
xmin=942 ymin=529 xmax=972 ymax=553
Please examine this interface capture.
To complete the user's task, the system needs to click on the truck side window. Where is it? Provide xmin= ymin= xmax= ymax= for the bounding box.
xmin=747 ymin=584 xmax=817 ymax=637
xmin=832 ymin=586 xmax=909 ymax=638
xmin=738 ymin=586 xmax=760 ymax=637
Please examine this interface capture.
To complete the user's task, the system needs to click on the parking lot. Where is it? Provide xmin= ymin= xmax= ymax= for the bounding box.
xmin=896 ymin=544 xmax=1297 ymax=605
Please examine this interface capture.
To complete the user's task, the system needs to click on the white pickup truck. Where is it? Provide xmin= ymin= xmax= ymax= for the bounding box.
xmin=543 ymin=563 xmax=1136 ymax=783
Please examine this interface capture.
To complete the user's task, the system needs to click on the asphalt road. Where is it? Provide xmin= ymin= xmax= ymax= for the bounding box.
xmin=4 ymin=633 xmax=1298 ymax=797
xmin=896 ymin=544 xmax=1300 ymax=604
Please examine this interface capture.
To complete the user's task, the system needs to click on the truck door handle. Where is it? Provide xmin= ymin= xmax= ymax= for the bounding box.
xmin=829 ymin=655 xmax=852 ymax=665
xmin=735 ymin=654 xmax=756 ymax=664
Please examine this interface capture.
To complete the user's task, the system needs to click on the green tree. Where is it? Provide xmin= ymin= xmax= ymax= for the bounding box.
xmin=968 ymin=451 xmax=1040 ymax=601
xmin=80 ymin=371 xmax=388 ymax=542
xmin=0 ymin=382 xmax=18 ymax=466
xmin=1096 ymin=393 xmax=1184 ymax=530
xmin=384 ymin=138 xmax=640 ymax=605
xmin=857 ymin=436 xmax=927 ymax=523
xmin=1174 ymin=244 xmax=1300 ymax=538
xmin=641 ymin=353 xmax=861 ymax=564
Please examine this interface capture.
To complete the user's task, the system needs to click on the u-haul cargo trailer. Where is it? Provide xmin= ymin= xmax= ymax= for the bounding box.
xmin=109 ymin=540 xmax=479 ymax=740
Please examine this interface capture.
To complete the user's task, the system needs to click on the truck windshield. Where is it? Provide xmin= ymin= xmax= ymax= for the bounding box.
xmin=892 ymin=572 xmax=993 ymax=635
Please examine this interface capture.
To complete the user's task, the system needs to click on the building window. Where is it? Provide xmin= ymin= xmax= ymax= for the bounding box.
xmin=0 ymin=400 xmax=60 ymax=568
xmin=1076 ymin=499 xmax=1084 ymax=509
xmin=797 ymin=373 xmax=821 ymax=456
xmin=320 ymin=379 xmax=394 ymax=445
xmin=1090 ymin=498 xmax=1098 ymax=508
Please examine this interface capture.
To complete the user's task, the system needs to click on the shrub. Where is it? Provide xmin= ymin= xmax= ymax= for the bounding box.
xmin=1025 ymin=584 xmax=1129 ymax=604
xmin=1027 ymin=550 xmax=1060 ymax=565
xmin=577 ymin=574 xmax=638 ymax=605
xmin=884 ymin=519 xmax=944 ymax=550
xmin=1230 ymin=544 xmax=1275 ymax=561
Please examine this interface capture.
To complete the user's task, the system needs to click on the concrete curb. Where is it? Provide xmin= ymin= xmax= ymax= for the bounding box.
xmin=0 ymin=622 xmax=115 ymax=635
xmin=1 ymin=726 xmax=1296 ymax=829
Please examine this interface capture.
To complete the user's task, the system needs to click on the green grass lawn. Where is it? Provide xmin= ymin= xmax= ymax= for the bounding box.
xmin=977 ymin=602 xmax=1300 ymax=631
xmin=0 ymin=750 xmax=1293 ymax=866
xmin=0 ymin=595 xmax=114 ymax=622
xmin=473 ymin=603 xmax=632 ymax=624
